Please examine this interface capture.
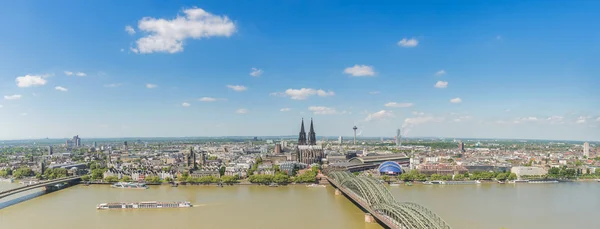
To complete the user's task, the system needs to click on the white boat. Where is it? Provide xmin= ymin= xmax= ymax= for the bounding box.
xmin=423 ymin=180 xmax=443 ymax=185
xmin=528 ymin=180 xmax=558 ymax=184
xmin=442 ymin=180 xmax=481 ymax=185
xmin=306 ymin=184 xmax=326 ymax=188
xmin=111 ymin=182 xmax=148 ymax=189
xmin=0 ymin=178 xmax=14 ymax=183
xmin=97 ymin=201 xmax=192 ymax=210
xmin=389 ymin=183 xmax=400 ymax=187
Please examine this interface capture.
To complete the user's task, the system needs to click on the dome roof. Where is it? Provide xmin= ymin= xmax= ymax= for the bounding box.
xmin=378 ymin=161 xmax=402 ymax=174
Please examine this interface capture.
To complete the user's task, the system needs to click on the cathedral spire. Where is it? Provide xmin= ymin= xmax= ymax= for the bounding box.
xmin=308 ymin=118 xmax=316 ymax=145
xmin=298 ymin=118 xmax=307 ymax=145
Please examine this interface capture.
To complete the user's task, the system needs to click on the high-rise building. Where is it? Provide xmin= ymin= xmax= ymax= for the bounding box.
xmin=93 ymin=142 xmax=97 ymax=148
xmin=583 ymin=142 xmax=590 ymax=158
xmin=48 ymin=146 xmax=53 ymax=156
xmin=294 ymin=118 xmax=324 ymax=164
xmin=458 ymin=141 xmax=465 ymax=153
xmin=72 ymin=135 xmax=81 ymax=147
xmin=338 ymin=136 xmax=343 ymax=145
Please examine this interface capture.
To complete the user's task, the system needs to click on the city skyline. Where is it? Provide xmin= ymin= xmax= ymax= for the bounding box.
xmin=0 ymin=1 xmax=599 ymax=141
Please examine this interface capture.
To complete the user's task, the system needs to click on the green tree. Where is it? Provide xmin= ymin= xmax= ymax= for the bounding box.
xmin=453 ymin=174 xmax=465 ymax=180
xmin=219 ymin=167 xmax=226 ymax=176
xmin=273 ymin=173 xmax=290 ymax=184
xmin=221 ymin=175 xmax=239 ymax=184
xmin=81 ymin=175 xmax=91 ymax=181
xmin=13 ymin=167 xmax=34 ymax=179
xmin=145 ymin=176 xmax=162 ymax=184
xmin=496 ymin=173 xmax=508 ymax=181
xmin=430 ymin=174 xmax=442 ymax=181
xmin=507 ymin=173 xmax=518 ymax=180
xmin=120 ymin=175 xmax=132 ymax=182
xmin=105 ymin=176 xmax=119 ymax=183
xmin=164 ymin=177 xmax=174 ymax=183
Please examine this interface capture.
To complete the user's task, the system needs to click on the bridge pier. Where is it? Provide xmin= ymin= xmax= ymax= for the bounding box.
xmin=364 ymin=213 xmax=375 ymax=223
xmin=335 ymin=188 xmax=342 ymax=196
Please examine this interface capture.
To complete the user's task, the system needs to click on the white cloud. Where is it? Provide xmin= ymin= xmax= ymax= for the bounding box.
xmin=131 ymin=7 xmax=236 ymax=54
xmin=365 ymin=110 xmax=395 ymax=121
xmin=226 ymin=85 xmax=247 ymax=92
xmin=397 ymin=38 xmax=418 ymax=47
xmin=412 ymin=111 xmax=425 ymax=116
xmin=576 ymin=116 xmax=586 ymax=124
xmin=505 ymin=109 xmax=511 ymax=112
xmin=64 ymin=71 xmax=73 ymax=76
xmin=520 ymin=117 xmax=538 ymax=122
xmin=450 ymin=97 xmax=462 ymax=103
xmin=404 ymin=116 xmax=444 ymax=126
xmin=435 ymin=70 xmax=446 ymax=76
xmin=198 ymin=97 xmax=226 ymax=102
xmin=20 ymin=113 xmax=27 ymax=116
xmin=75 ymin=72 xmax=86 ymax=77
xmin=280 ymin=108 xmax=291 ymax=112
xmin=434 ymin=81 xmax=448 ymax=88
xmin=125 ymin=25 xmax=136 ymax=35
xmin=55 ymin=86 xmax=68 ymax=92
xmin=250 ymin=68 xmax=263 ymax=77
xmin=308 ymin=106 xmax=339 ymax=115
xmin=130 ymin=47 xmax=139 ymax=53
xmin=274 ymin=88 xmax=335 ymax=100
xmin=0 ymin=105 xmax=2 ymax=108
xmin=120 ymin=48 xmax=125 ymax=52
xmin=343 ymin=65 xmax=375 ymax=77
xmin=369 ymin=91 xmax=380 ymax=94
xmin=146 ymin=84 xmax=158 ymax=89
xmin=236 ymin=108 xmax=248 ymax=114
xmin=384 ymin=102 xmax=413 ymax=108
xmin=15 ymin=75 xmax=47 ymax=87
xmin=104 ymin=83 xmax=122 ymax=88
xmin=4 ymin=94 xmax=22 ymax=100
xmin=182 ymin=102 xmax=190 ymax=107
xmin=596 ymin=117 xmax=600 ymax=122
xmin=546 ymin=116 xmax=564 ymax=124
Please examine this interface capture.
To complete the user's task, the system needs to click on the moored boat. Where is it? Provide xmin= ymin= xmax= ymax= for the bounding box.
xmin=111 ymin=182 xmax=148 ymax=189
xmin=528 ymin=180 xmax=558 ymax=184
xmin=97 ymin=201 xmax=192 ymax=210
xmin=268 ymin=183 xmax=278 ymax=187
xmin=307 ymin=184 xmax=326 ymax=188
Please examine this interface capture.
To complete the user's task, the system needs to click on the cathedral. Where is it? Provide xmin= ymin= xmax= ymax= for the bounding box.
xmin=294 ymin=118 xmax=324 ymax=164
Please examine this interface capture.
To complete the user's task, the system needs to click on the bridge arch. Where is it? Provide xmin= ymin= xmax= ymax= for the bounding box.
xmin=327 ymin=171 xmax=452 ymax=229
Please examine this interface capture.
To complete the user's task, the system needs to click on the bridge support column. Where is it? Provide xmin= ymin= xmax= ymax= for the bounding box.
xmin=364 ymin=213 xmax=375 ymax=223
xmin=334 ymin=188 xmax=341 ymax=196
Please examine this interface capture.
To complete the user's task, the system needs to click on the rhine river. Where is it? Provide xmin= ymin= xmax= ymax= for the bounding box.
xmin=1 ymin=182 xmax=598 ymax=229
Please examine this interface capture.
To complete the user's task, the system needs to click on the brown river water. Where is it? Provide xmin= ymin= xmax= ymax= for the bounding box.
xmin=1 ymin=182 xmax=598 ymax=229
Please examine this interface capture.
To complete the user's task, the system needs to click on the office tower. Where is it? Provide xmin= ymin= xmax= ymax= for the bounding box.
xmin=583 ymin=142 xmax=590 ymax=158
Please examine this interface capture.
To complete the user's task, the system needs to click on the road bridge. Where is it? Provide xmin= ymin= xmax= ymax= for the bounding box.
xmin=0 ymin=176 xmax=82 ymax=200
xmin=327 ymin=171 xmax=451 ymax=229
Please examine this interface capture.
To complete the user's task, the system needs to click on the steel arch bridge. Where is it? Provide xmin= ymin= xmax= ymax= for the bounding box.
xmin=328 ymin=171 xmax=452 ymax=229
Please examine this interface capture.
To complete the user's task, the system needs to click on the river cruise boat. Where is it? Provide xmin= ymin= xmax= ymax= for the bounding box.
xmin=111 ymin=182 xmax=148 ymax=189
xmin=307 ymin=184 xmax=326 ymax=188
xmin=442 ymin=180 xmax=481 ymax=185
xmin=423 ymin=180 xmax=443 ymax=185
xmin=97 ymin=201 xmax=192 ymax=210
xmin=528 ymin=180 xmax=558 ymax=184
xmin=508 ymin=180 xmax=530 ymax=184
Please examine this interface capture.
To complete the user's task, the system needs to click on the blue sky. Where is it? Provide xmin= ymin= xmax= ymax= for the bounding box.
xmin=0 ymin=0 xmax=599 ymax=141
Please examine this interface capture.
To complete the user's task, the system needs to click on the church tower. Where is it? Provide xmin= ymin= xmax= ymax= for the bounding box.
xmin=298 ymin=118 xmax=307 ymax=145
xmin=308 ymin=118 xmax=316 ymax=145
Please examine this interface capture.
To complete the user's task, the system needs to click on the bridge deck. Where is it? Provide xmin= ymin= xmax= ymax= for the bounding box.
xmin=327 ymin=177 xmax=397 ymax=229
xmin=0 ymin=176 xmax=81 ymax=199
